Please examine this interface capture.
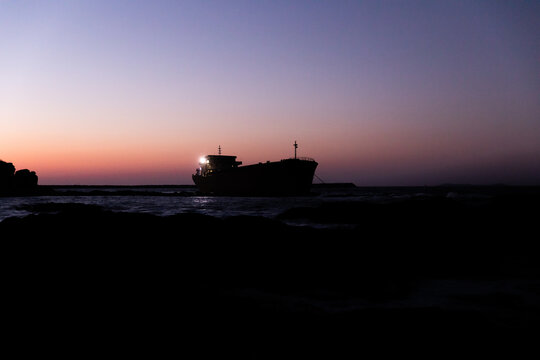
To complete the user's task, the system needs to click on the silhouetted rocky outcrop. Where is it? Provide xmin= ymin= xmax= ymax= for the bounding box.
xmin=0 ymin=160 xmax=38 ymax=195
xmin=0 ymin=160 xmax=15 ymax=190
xmin=14 ymin=169 xmax=38 ymax=188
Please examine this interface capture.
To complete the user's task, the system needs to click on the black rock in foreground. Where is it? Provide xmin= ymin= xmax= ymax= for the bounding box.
xmin=2 ymin=194 xmax=539 ymax=357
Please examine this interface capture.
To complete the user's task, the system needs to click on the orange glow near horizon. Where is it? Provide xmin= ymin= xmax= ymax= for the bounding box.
xmin=3 ymin=110 xmax=540 ymax=185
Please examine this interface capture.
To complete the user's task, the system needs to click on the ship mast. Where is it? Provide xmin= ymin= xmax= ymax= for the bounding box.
xmin=294 ymin=141 xmax=298 ymax=159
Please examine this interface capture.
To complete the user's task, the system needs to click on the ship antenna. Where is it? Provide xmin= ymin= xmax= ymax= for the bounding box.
xmin=294 ymin=141 xmax=298 ymax=159
xmin=218 ymin=145 xmax=222 ymax=155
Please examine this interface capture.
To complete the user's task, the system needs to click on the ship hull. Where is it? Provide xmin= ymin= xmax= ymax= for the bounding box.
xmin=192 ymin=159 xmax=318 ymax=196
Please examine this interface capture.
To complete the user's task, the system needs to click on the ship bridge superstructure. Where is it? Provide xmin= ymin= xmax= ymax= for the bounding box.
xmin=197 ymin=155 xmax=242 ymax=177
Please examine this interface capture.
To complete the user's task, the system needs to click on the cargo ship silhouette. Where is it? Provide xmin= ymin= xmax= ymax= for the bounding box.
xmin=193 ymin=142 xmax=318 ymax=195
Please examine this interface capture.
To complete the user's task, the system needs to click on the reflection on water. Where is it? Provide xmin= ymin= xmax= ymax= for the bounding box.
xmin=0 ymin=185 xmax=504 ymax=224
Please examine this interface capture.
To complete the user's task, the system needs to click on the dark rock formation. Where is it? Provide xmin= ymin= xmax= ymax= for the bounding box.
xmin=14 ymin=169 xmax=38 ymax=188
xmin=0 ymin=160 xmax=15 ymax=190
xmin=0 ymin=160 xmax=38 ymax=195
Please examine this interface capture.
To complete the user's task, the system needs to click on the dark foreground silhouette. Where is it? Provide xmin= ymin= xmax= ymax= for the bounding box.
xmin=2 ymin=192 xmax=540 ymax=357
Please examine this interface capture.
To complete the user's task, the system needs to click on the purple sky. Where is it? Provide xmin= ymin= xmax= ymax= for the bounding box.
xmin=1 ymin=1 xmax=539 ymax=185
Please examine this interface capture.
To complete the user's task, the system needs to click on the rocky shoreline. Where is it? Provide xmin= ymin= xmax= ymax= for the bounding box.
xmin=2 ymin=193 xmax=539 ymax=356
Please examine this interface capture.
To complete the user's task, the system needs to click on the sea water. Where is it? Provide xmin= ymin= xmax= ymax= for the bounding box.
xmin=0 ymin=185 xmax=514 ymax=225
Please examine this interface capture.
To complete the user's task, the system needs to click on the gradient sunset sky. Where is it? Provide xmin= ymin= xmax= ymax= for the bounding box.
xmin=1 ymin=0 xmax=539 ymax=185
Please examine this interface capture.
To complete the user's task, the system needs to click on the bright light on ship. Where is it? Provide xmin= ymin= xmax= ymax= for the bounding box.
xmin=199 ymin=156 xmax=207 ymax=164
